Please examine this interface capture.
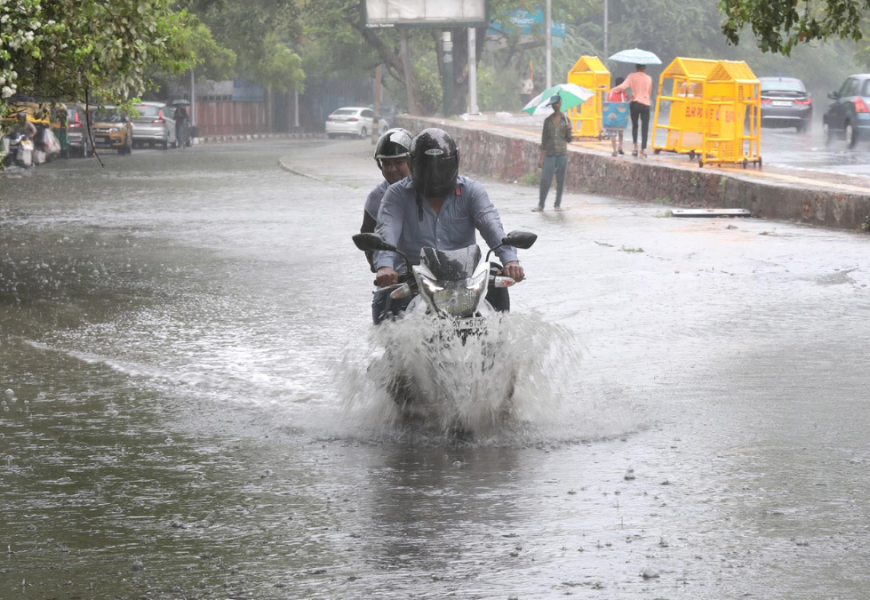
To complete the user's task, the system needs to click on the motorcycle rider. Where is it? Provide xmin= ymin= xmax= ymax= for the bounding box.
xmin=361 ymin=128 xmax=413 ymax=270
xmin=374 ymin=128 xmax=524 ymax=318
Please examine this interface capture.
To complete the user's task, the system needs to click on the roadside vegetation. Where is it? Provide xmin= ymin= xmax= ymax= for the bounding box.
xmin=3 ymin=0 xmax=870 ymax=118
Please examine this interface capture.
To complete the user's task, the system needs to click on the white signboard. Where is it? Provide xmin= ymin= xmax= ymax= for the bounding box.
xmin=365 ymin=0 xmax=488 ymax=28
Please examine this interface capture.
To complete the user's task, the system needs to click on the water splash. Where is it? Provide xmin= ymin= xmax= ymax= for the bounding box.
xmin=335 ymin=312 xmax=643 ymax=446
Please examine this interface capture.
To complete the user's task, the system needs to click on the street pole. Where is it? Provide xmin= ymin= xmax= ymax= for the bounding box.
xmin=400 ymin=30 xmax=419 ymax=115
xmin=442 ymin=31 xmax=454 ymax=117
xmin=294 ymin=87 xmax=299 ymax=129
xmin=545 ymin=0 xmax=552 ymax=89
xmin=468 ymin=28 xmax=479 ymax=115
xmin=372 ymin=64 xmax=382 ymax=144
xmin=189 ymin=68 xmax=196 ymax=126
xmin=604 ymin=0 xmax=609 ymax=57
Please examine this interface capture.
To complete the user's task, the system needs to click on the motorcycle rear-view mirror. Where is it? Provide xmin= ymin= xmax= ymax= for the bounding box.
xmin=502 ymin=231 xmax=538 ymax=250
xmin=352 ymin=233 xmax=397 ymax=253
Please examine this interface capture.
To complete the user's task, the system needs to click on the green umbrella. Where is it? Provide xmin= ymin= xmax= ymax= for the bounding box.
xmin=523 ymin=83 xmax=594 ymax=115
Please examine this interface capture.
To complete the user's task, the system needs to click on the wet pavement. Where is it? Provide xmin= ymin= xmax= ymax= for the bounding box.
xmin=2 ymin=140 xmax=870 ymax=599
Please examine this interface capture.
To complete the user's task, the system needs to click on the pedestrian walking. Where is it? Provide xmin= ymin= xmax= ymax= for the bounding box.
xmin=534 ymin=95 xmax=572 ymax=212
xmin=606 ymin=78 xmax=628 ymax=157
xmin=611 ymin=65 xmax=653 ymax=158
xmin=174 ymin=105 xmax=189 ymax=150
xmin=520 ymin=76 xmax=534 ymax=107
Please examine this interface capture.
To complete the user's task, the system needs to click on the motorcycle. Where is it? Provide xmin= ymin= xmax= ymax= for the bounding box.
xmin=1 ymin=132 xmax=35 ymax=168
xmin=352 ymin=231 xmax=537 ymax=430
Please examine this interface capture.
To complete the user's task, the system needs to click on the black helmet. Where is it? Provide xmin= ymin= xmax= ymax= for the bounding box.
xmin=410 ymin=128 xmax=459 ymax=199
xmin=374 ymin=128 xmax=412 ymax=168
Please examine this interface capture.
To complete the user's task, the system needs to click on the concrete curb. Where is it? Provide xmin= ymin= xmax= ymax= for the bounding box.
xmin=396 ymin=116 xmax=870 ymax=232
xmin=193 ymin=132 xmax=325 ymax=145
xmin=277 ymin=157 xmax=356 ymax=189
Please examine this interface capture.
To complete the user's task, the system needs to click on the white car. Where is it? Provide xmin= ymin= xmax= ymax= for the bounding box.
xmin=131 ymin=101 xmax=177 ymax=149
xmin=325 ymin=107 xmax=389 ymax=139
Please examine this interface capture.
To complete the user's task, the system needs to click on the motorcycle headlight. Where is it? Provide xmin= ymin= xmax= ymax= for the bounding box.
xmin=425 ymin=272 xmax=487 ymax=318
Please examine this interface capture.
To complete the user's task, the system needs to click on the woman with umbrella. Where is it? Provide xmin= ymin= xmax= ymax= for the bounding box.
xmin=609 ymin=49 xmax=660 ymax=158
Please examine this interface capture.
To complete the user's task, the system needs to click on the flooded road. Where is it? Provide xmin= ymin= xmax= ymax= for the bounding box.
xmin=2 ymin=140 xmax=870 ymax=599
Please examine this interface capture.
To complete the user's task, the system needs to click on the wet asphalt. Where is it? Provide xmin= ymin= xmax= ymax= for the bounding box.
xmin=1 ymin=140 xmax=869 ymax=599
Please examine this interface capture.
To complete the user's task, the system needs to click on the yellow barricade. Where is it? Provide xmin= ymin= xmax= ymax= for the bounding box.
xmin=651 ymin=58 xmax=718 ymax=158
xmin=699 ymin=61 xmax=762 ymax=168
xmin=566 ymin=56 xmax=610 ymax=138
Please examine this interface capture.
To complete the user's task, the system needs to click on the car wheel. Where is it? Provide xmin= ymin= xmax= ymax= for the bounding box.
xmin=823 ymin=122 xmax=833 ymax=146
xmin=846 ymin=122 xmax=858 ymax=148
xmin=162 ymin=139 xmax=169 ymax=150
xmin=359 ymin=127 xmax=367 ymax=139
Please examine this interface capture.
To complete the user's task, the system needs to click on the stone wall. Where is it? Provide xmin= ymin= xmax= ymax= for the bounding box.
xmin=396 ymin=116 xmax=870 ymax=232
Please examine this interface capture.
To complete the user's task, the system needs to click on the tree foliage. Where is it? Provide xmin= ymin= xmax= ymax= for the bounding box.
xmin=719 ymin=0 xmax=869 ymax=54
xmin=0 ymin=0 xmax=197 ymax=114
xmin=181 ymin=0 xmax=305 ymax=91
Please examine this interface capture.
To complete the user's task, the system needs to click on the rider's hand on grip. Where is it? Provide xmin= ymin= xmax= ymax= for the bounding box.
xmin=376 ymin=266 xmax=400 ymax=287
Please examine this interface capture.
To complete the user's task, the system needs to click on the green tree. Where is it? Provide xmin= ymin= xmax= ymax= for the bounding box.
xmin=719 ymin=0 xmax=869 ymax=54
xmin=181 ymin=0 xmax=305 ymax=91
xmin=1 ymin=0 xmax=198 ymax=115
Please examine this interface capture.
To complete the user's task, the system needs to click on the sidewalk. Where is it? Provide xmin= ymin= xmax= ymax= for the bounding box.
xmin=193 ymin=132 xmax=324 ymax=145
xmin=396 ymin=114 xmax=870 ymax=232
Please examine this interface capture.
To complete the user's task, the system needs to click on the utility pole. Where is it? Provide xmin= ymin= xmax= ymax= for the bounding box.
xmin=442 ymin=31 xmax=454 ymax=117
xmin=604 ymin=0 xmax=609 ymax=57
xmin=400 ymin=30 xmax=419 ymax=115
xmin=545 ymin=0 xmax=552 ymax=89
xmin=294 ymin=87 xmax=299 ymax=129
xmin=189 ymin=69 xmax=196 ymax=126
xmin=468 ymin=28 xmax=479 ymax=115
xmin=372 ymin=64 xmax=382 ymax=144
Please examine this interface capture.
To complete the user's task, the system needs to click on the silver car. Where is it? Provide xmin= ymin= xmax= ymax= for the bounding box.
xmin=131 ymin=101 xmax=177 ymax=149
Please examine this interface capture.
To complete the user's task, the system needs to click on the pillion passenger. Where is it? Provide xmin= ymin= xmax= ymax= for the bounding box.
xmin=361 ymin=128 xmax=413 ymax=271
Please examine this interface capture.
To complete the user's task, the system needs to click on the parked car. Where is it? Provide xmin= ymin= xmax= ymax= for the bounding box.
xmin=325 ymin=107 xmax=389 ymax=139
xmin=66 ymin=103 xmax=93 ymax=157
xmin=823 ymin=74 xmax=870 ymax=148
xmin=131 ymin=101 xmax=176 ymax=149
xmin=759 ymin=77 xmax=813 ymax=133
xmin=89 ymin=106 xmax=133 ymax=154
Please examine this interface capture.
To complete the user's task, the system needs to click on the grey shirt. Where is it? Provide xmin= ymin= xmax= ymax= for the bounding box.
xmin=374 ymin=175 xmax=518 ymax=272
xmin=364 ymin=179 xmax=390 ymax=220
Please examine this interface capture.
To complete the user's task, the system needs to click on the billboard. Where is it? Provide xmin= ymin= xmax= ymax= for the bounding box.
xmin=364 ymin=0 xmax=488 ymax=28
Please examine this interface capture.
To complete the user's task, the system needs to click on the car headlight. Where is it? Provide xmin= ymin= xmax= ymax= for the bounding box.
xmin=107 ymin=127 xmax=120 ymax=133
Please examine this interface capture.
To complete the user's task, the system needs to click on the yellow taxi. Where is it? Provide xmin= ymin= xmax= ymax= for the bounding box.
xmin=89 ymin=105 xmax=133 ymax=154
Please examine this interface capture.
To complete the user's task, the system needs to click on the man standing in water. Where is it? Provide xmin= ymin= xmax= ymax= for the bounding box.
xmin=534 ymin=95 xmax=572 ymax=212
xmin=374 ymin=128 xmax=523 ymax=316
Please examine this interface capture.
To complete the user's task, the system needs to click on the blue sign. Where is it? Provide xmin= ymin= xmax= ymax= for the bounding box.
xmin=489 ymin=8 xmax=566 ymax=38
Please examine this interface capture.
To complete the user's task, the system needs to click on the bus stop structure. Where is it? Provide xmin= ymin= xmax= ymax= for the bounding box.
xmin=651 ymin=57 xmax=718 ymax=159
xmin=566 ymin=56 xmax=610 ymax=138
xmin=699 ymin=60 xmax=762 ymax=169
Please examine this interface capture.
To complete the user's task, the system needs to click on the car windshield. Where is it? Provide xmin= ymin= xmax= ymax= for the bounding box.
xmin=332 ymin=109 xmax=357 ymax=116
xmin=761 ymin=80 xmax=805 ymax=93
xmin=91 ymin=109 xmax=124 ymax=123
xmin=135 ymin=105 xmax=163 ymax=118
xmin=863 ymin=80 xmax=870 ymax=96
